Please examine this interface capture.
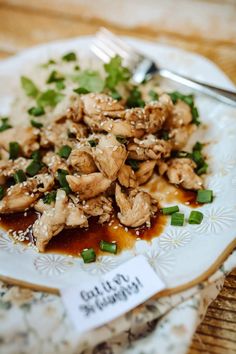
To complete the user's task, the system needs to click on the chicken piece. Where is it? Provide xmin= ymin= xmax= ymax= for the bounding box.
xmin=66 ymin=172 xmax=112 ymax=200
xmin=164 ymin=100 xmax=192 ymax=129
xmin=82 ymin=195 xmax=113 ymax=223
xmin=0 ymin=173 xmax=54 ymax=213
xmin=0 ymin=157 xmax=31 ymax=178
xmin=166 ymin=158 xmax=203 ymax=190
xmin=68 ymin=146 xmax=97 ymax=174
xmin=33 ymin=189 xmax=68 ymax=252
xmin=34 ymin=198 xmax=54 ymax=213
xmin=135 ymin=160 xmax=156 ymax=185
xmin=169 ymin=125 xmax=196 ymax=150
xmin=0 ymin=127 xmax=39 ymax=157
xmin=115 ymin=184 xmax=155 ymax=227
xmin=128 ymin=134 xmax=171 ymax=160
xmin=93 ymin=134 xmax=127 ymax=180
xmin=102 ymin=119 xmax=144 ymax=138
xmin=66 ymin=202 xmax=88 ymax=227
xmin=43 ymin=152 xmax=68 ymax=174
xmin=118 ymin=164 xmax=137 ymax=188
xmin=66 ymin=96 xmax=83 ymax=122
xmin=40 ymin=120 xmax=87 ymax=148
xmin=81 ymin=93 xmax=124 ymax=118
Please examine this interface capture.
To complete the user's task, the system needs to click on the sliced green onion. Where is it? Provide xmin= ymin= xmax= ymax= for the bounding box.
xmin=171 ymin=212 xmax=184 ymax=226
xmin=30 ymin=120 xmax=43 ymax=128
xmin=28 ymin=106 xmax=45 ymax=117
xmin=116 ymin=135 xmax=127 ymax=144
xmin=0 ymin=186 xmax=4 ymax=200
xmin=62 ymin=52 xmax=77 ymax=62
xmin=100 ymin=240 xmax=117 ymax=254
xmin=126 ymin=159 xmax=139 ymax=171
xmin=56 ymin=81 xmax=65 ymax=90
xmin=0 ymin=117 xmax=12 ymax=132
xmin=26 ymin=160 xmax=43 ymax=177
xmin=58 ymin=145 xmax=72 ymax=159
xmin=43 ymin=191 xmax=57 ymax=204
xmin=73 ymin=87 xmax=90 ymax=95
xmin=47 ymin=70 xmax=65 ymax=84
xmin=31 ymin=150 xmax=41 ymax=162
xmin=74 ymin=65 xmax=80 ymax=71
xmin=197 ymin=189 xmax=213 ymax=203
xmin=110 ymin=90 xmax=122 ymax=100
xmin=56 ymin=169 xmax=71 ymax=194
xmin=161 ymin=205 xmax=179 ymax=215
xmin=189 ymin=210 xmax=204 ymax=224
xmin=13 ymin=170 xmax=27 ymax=184
xmin=9 ymin=142 xmax=20 ymax=160
xmin=81 ymin=248 xmax=96 ymax=263
xmin=88 ymin=139 xmax=98 ymax=147
xmin=161 ymin=131 xmax=170 ymax=141
xmin=196 ymin=162 xmax=208 ymax=175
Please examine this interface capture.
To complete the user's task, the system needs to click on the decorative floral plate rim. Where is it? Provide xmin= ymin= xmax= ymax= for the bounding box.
xmin=0 ymin=36 xmax=235 ymax=294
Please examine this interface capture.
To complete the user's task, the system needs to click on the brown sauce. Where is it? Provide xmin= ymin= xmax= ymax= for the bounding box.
xmin=0 ymin=211 xmax=166 ymax=256
xmin=0 ymin=174 xmax=199 ymax=257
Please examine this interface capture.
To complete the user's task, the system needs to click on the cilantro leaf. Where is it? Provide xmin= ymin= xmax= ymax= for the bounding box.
xmin=41 ymin=59 xmax=56 ymax=68
xmin=148 ymin=90 xmax=159 ymax=101
xmin=0 ymin=117 xmax=12 ymax=132
xmin=37 ymin=90 xmax=64 ymax=108
xmin=126 ymin=86 xmax=145 ymax=108
xmin=62 ymin=52 xmax=77 ymax=62
xmin=73 ymin=70 xmax=104 ymax=93
xmin=21 ymin=76 xmax=39 ymax=98
xmin=104 ymin=55 xmax=130 ymax=90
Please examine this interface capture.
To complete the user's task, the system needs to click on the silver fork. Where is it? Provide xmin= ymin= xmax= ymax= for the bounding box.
xmin=91 ymin=28 xmax=236 ymax=107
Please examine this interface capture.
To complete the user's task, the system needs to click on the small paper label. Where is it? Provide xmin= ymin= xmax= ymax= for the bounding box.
xmin=61 ymin=255 xmax=166 ymax=333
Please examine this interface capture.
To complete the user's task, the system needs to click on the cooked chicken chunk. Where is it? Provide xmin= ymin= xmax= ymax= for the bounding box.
xmin=66 ymin=172 xmax=112 ymax=200
xmin=115 ymin=184 xmax=155 ymax=227
xmin=69 ymin=146 xmax=97 ymax=174
xmin=81 ymin=93 xmax=124 ymax=118
xmin=93 ymin=134 xmax=127 ymax=180
xmin=0 ymin=174 xmax=53 ymax=213
xmin=34 ymin=189 xmax=68 ymax=252
xmin=128 ymin=135 xmax=171 ymax=160
xmin=118 ymin=164 xmax=137 ymax=188
xmin=43 ymin=152 xmax=68 ymax=174
xmin=82 ymin=195 xmax=113 ymax=223
xmin=164 ymin=100 xmax=192 ymax=129
xmin=0 ymin=157 xmax=31 ymax=177
xmin=165 ymin=158 xmax=203 ymax=190
xmin=40 ymin=120 xmax=87 ymax=148
xmin=169 ymin=125 xmax=196 ymax=150
xmin=135 ymin=160 xmax=156 ymax=185
xmin=0 ymin=127 xmax=39 ymax=157
xmin=66 ymin=96 xmax=83 ymax=122
xmin=66 ymin=202 xmax=88 ymax=228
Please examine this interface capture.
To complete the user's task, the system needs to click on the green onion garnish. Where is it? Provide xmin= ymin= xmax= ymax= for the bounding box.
xmin=0 ymin=186 xmax=4 ymax=200
xmin=0 ymin=117 xmax=12 ymax=132
xmin=197 ymin=189 xmax=213 ymax=203
xmin=110 ymin=90 xmax=122 ymax=100
xmin=116 ymin=135 xmax=127 ymax=144
xmin=56 ymin=169 xmax=71 ymax=194
xmin=43 ymin=191 xmax=57 ymax=204
xmin=73 ymin=87 xmax=90 ymax=95
xmin=58 ymin=145 xmax=72 ymax=159
xmin=81 ymin=248 xmax=96 ymax=263
xmin=30 ymin=120 xmax=43 ymax=128
xmin=171 ymin=212 xmax=184 ymax=226
xmin=9 ymin=142 xmax=20 ymax=160
xmin=13 ymin=170 xmax=27 ymax=184
xmin=148 ymin=90 xmax=159 ymax=101
xmin=56 ymin=81 xmax=65 ymax=90
xmin=26 ymin=161 xmax=43 ymax=177
xmin=189 ymin=210 xmax=204 ymax=224
xmin=62 ymin=52 xmax=77 ymax=62
xmin=47 ymin=70 xmax=65 ymax=84
xmin=100 ymin=240 xmax=117 ymax=254
xmin=161 ymin=205 xmax=179 ymax=215
xmin=28 ymin=106 xmax=45 ymax=117
xmin=31 ymin=150 xmax=41 ymax=162
xmin=126 ymin=159 xmax=139 ymax=171
xmin=161 ymin=131 xmax=170 ymax=141
xmin=88 ymin=139 xmax=98 ymax=147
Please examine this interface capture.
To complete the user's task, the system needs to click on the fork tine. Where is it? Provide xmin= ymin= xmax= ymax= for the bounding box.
xmin=99 ymin=28 xmax=136 ymax=56
xmin=92 ymin=38 xmax=117 ymax=60
xmin=90 ymin=43 xmax=111 ymax=63
xmin=97 ymin=32 xmax=131 ymax=60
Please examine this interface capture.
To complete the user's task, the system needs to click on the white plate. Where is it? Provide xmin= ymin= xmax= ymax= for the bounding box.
xmin=0 ymin=36 xmax=236 ymax=293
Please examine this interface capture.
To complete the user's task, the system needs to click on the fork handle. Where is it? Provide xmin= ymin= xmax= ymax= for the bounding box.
xmin=159 ymin=68 xmax=236 ymax=107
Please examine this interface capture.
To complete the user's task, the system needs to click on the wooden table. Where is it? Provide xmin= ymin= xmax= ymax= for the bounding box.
xmin=0 ymin=1 xmax=235 ymax=353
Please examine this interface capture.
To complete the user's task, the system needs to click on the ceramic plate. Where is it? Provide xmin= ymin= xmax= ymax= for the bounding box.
xmin=0 ymin=36 xmax=235 ymax=293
